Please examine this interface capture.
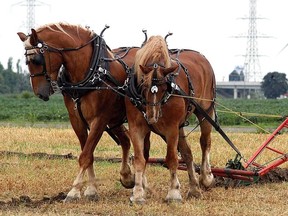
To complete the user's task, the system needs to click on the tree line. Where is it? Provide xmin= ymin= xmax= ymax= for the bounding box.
xmin=0 ymin=57 xmax=287 ymax=99
xmin=261 ymin=72 xmax=288 ymax=99
xmin=0 ymin=58 xmax=31 ymax=94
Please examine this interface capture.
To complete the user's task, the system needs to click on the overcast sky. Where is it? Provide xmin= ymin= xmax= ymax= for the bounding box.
xmin=1 ymin=0 xmax=288 ymax=81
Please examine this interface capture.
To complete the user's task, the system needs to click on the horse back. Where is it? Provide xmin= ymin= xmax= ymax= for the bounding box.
xmin=172 ymin=50 xmax=216 ymax=103
xmin=112 ymin=47 xmax=140 ymax=68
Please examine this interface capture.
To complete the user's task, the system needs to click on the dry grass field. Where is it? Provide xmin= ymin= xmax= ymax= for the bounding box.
xmin=0 ymin=125 xmax=288 ymax=215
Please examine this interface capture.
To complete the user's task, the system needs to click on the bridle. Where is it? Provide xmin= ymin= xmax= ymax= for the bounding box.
xmin=23 ymin=33 xmax=100 ymax=83
xmin=141 ymin=63 xmax=172 ymax=107
xmin=24 ymin=41 xmax=51 ymax=81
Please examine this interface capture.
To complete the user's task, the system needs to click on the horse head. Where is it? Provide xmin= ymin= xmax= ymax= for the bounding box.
xmin=17 ymin=23 xmax=95 ymax=101
xmin=139 ymin=63 xmax=178 ymax=124
xmin=17 ymin=29 xmax=56 ymax=101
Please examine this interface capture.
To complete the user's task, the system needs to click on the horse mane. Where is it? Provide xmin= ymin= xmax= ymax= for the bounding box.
xmin=36 ymin=22 xmax=94 ymax=44
xmin=134 ymin=35 xmax=171 ymax=84
xmin=32 ymin=22 xmax=114 ymax=58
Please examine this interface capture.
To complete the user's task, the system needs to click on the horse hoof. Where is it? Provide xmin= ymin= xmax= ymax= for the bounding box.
xmin=165 ymin=197 xmax=182 ymax=203
xmin=129 ymin=197 xmax=146 ymax=205
xmin=165 ymin=189 xmax=182 ymax=203
xmin=200 ymin=174 xmax=215 ymax=190
xmin=200 ymin=177 xmax=215 ymax=191
xmin=63 ymin=195 xmax=80 ymax=203
xmin=187 ymin=189 xmax=203 ymax=199
xmin=120 ymin=175 xmax=135 ymax=189
xmin=85 ymin=194 xmax=99 ymax=202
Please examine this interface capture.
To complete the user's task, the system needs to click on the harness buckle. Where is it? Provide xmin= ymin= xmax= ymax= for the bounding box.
xmin=130 ymin=98 xmax=141 ymax=107
xmin=98 ymin=67 xmax=107 ymax=74
xmin=121 ymin=81 xmax=128 ymax=91
xmin=171 ymin=82 xmax=180 ymax=91
xmin=90 ymin=73 xmax=100 ymax=84
xmin=40 ymin=45 xmax=48 ymax=54
xmin=72 ymin=98 xmax=79 ymax=110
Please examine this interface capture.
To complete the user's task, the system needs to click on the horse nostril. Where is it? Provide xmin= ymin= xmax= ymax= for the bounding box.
xmin=38 ymin=94 xmax=49 ymax=101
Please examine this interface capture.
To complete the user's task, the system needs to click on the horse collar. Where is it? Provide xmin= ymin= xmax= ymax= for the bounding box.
xmin=58 ymin=36 xmax=110 ymax=100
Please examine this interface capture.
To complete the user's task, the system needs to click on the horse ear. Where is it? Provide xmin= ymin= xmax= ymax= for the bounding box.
xmin=30 ymin=28 xmax=39 ymax=46
xmin=139 ymin=65 xmax=153 ymax=74
xmin=17 ymin=32 xmax=28 ymax=42
xmin=162 ymin=64 xmax=178 ymax=76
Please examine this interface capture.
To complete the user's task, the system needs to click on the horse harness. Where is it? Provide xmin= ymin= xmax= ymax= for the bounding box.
xmin=124 ymin=49 xmax=214 ymax=129
xmin=25 ymin=37 xmax=241 ymax=156
xmin=125 ymin=49 xmax=241 ymax=156
xmin=25 ymin=32 xmax=135 ymax=145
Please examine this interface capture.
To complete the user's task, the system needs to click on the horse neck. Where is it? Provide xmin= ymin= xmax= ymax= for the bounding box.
xmin=39 ymin=26 xmax=95 ymax=83
xmin=63 ymin=45 xmax=93 ymax=83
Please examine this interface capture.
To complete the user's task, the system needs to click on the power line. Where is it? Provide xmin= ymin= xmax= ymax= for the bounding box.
xmin=12 ymin=0 xmax=50 ymax=34
xmin=234 ymin=0 xmax=272 ymax=82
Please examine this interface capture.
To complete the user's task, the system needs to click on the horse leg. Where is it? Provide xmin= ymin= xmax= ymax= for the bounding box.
xmin=109 ymin=125 xmax=134 ymax=189
xmin=165 ymin=132 xmax=182 ymax=202
xmin=140 ymin=132 xmax=151 ymax=191
xmin=199 ymin=119 xmax=214 ymax=189
xmin=178 ymin=128 xmax=202 ymax=199
xmin=129 ymin=130 xmax=147 ymax=204
xmin=64 ymin=107 xmax=88 ymax=202
xmin=65 ymin=163 xmax=98 ymax=202
xmin=84 ymin=165 xmax=99 ymax=201
xmin=65 ymin=121 xmax=105 ymax=202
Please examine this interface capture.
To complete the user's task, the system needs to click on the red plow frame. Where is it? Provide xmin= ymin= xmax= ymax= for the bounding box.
xmin=148 ymin=118 xmax=288 ymax=182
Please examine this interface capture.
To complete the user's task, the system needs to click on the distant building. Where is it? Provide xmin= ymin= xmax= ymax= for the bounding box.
xmin=229 ymin=66 xmax=244 ymax=81
xmin=216 ymin=66 xmax=263 ymax=99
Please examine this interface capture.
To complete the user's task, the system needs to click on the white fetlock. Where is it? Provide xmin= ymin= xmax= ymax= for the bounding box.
xmin=200 ymin=173 xmax=215 ymax=189
xmin=130 ymin=186 xmax=145 ymax=204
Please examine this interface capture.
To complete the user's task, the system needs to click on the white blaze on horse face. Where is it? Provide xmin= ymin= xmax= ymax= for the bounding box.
xmin=23 ymin=38 xmax=40 ymax=90
xmin=147 ymin=86 xmax=160 ymax=124
xmin=29 ymin=77 xmax=33 ymax=89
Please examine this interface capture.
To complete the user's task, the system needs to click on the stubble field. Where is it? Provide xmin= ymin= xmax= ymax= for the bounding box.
xmin=0 ymin=126 xmax=288 ymax=215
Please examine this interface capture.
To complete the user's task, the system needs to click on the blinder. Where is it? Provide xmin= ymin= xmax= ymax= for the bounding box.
xmin=24 ymin=41 xmax=51 ymax=81
xmin=31 ymin=53 xmax=45 ymax=66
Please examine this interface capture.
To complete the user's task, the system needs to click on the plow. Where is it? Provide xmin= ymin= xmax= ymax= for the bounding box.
xmin=147 ymin=117 xmax=288 ymax=185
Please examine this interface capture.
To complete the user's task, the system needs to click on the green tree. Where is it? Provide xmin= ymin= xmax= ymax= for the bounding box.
xmin=0 ymin=58 xmax=31 ymax=94
xmin=261 ymin=72 xmax=288 ymax=99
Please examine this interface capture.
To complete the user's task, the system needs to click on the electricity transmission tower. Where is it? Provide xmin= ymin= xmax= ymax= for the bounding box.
xmin=12 ymin=0 xmax=49 ymax=34
xmin=235 ymin=0 xmax=270 ymax=82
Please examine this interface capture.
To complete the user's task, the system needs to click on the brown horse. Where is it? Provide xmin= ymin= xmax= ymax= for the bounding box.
xmin=17 ymin=23 xmax=144 ymax=202
xmin=125 ymin=35 xmax=216 ymax=203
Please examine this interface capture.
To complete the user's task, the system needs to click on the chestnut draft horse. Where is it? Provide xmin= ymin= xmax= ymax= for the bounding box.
xmin=125 ymin=35 xmax=216 ymax=203
xmin=17 ymin=23 xmax=145 ymax=202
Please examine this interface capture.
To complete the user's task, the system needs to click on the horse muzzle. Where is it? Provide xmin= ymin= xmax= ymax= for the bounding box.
xmin=33 ymin=81 xmax=53 ymax=101
xmin=37 ymin=94 xmax=50 ymax=101
xmin=146 ymin=109 xmax=162 ymax=125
